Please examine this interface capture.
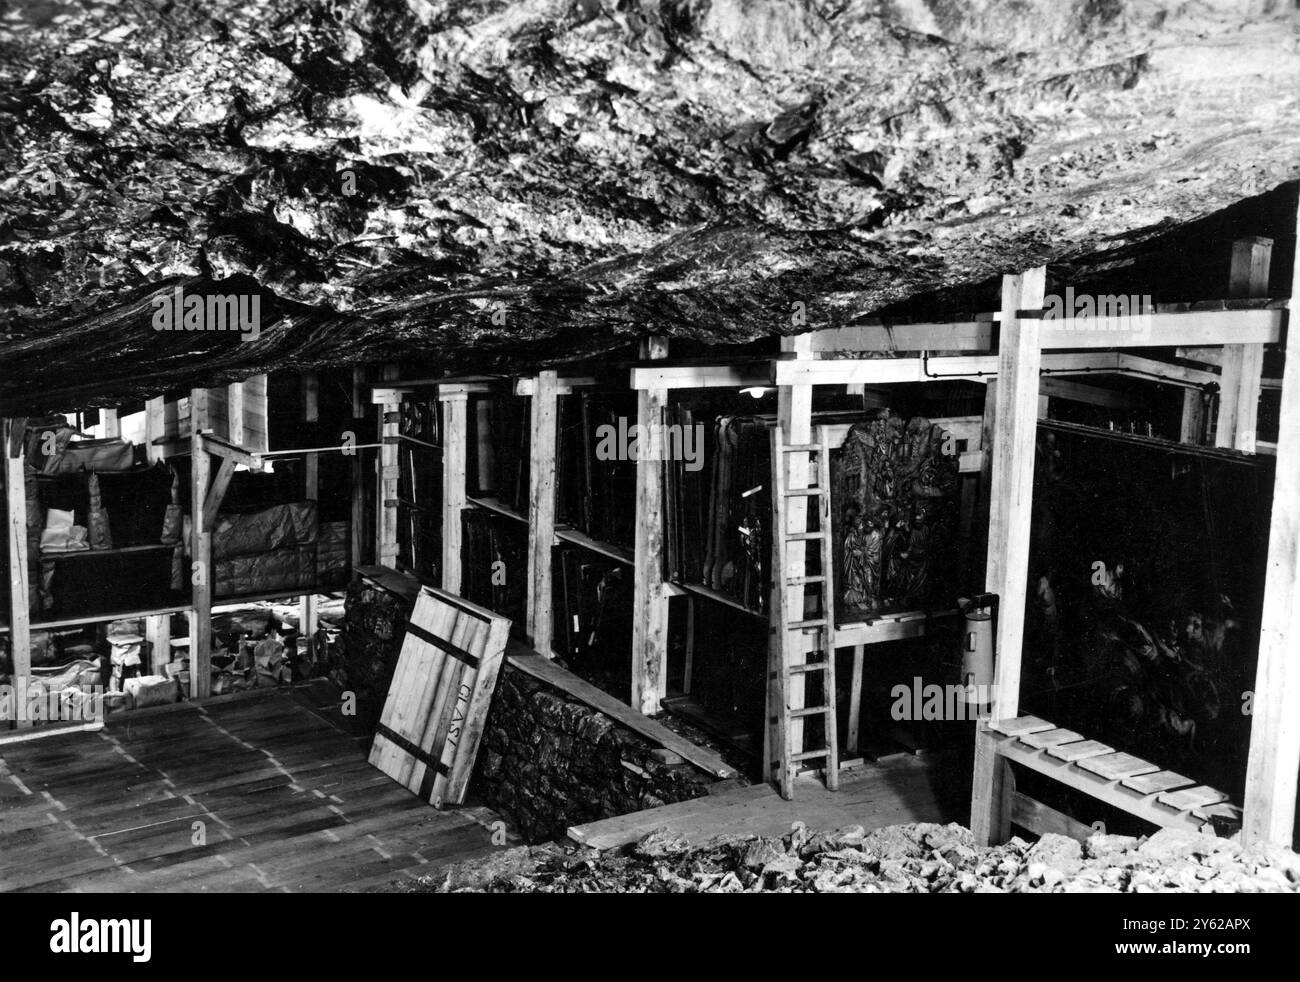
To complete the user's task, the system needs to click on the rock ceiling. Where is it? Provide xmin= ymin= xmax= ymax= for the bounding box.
xmin=1 ymin=0 xmax=1298 ymax=414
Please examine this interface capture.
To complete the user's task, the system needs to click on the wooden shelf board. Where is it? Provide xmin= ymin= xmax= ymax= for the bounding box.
xmin=466 ymin=495 xmax=528 ymax=524
xmin=554 ymin=527 xmax=635 ymax=565
xmin=39 ymin=543 xmax=176 ymax=560
xmin=1 ymin=603 xmax=193 ymax=635
xmin=675 ymin=581 xmax=764 ymax=619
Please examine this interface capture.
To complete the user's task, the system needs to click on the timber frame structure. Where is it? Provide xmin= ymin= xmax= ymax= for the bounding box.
xmin=2 ymin=372 xmax=346 ymax=715
xmin=358 ymin=194 xmax=1299 ymax=849
xmin=6 ymin=206 xmax=1298 ymax=850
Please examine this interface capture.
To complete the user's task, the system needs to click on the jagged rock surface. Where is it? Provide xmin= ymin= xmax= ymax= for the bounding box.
xmin=2 ymin=1 xmax=1298 ymax=413
xmin=416 ymin=822 xmax=1300 ymax=893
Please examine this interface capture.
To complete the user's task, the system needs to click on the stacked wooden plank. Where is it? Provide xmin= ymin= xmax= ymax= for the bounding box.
xmin=368 ymin=586 xmax=511 ymax=808
xmin=988 ymin=715 xmax=1240 ymax=832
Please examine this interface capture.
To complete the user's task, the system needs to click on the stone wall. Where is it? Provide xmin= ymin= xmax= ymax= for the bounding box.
xmin=336 ymin=578 xmax=714 ymax=844
xmin=330 ymin=579 xmax=408 ymax=730
xmin=472 ymin=668 xmax=713 ymax=844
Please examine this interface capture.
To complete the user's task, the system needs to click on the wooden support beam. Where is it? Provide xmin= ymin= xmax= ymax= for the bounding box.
xmin=145 ymin=396 xmax=171 ymax=672
xmin=632 ymin=338 xmax=670 ymax=714
xmin=440 ymin=392 xmax=468 ymax=595
xmin=201 ymin=457 xmax=236 ymax=532
xmin=100 ymin=408 xmax=120 ymax=439
xmin=299 ymin=372 xmax=320 ymax=650
xmin=188 ymin=388 xmax=212 ymax=701
xmin=1039 ymin=308 xmax=1280 ymax=349
xmin=301 ymin=372 xmax=319 ymax=500
xmin=1216 ymin=238 xmax=1272 ymax=451
xmin=1039 ymin=376 xmax=1132 ymax=409
xmin=1243 ymin=209 xmax=1300 ymax=847
xmin=630 ymin=364 xmax=771 ymax=391
xmin=527 ymin=371 xmax=559 ymax=657
xmin=1181 ymin=389 xmax=1207 ymax=445
xmin=227 ymin=383 xmax=245 ymax=448
xmin=199 ymin=433 xmax=261 ymax=470
xmin=351 ymin=366 xmax=367 ymax=570
xmin=846 ymin=644 xmax=865 ymax=755
xmin=376 ymin=365 xmax=399 ymax=569
xmin=515 ymin=376 xmax=600 ymax=397
xmin=970 ymin=266 xmax=1046 ymax=845
xmin=4 ymin=419 xmax=32 ymax=729
xmin=145 ymin=398 xmax=165 ymax=465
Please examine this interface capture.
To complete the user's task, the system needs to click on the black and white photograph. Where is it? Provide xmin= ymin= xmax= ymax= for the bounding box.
xmin=0 ymin=0 xmax=1298 ymax=952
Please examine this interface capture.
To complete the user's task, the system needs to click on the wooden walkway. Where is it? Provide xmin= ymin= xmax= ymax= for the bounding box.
xmin=0 ymin=685 xmax=513 ymax=892
xmin=569 ymin=754 xmax=949 ymax=851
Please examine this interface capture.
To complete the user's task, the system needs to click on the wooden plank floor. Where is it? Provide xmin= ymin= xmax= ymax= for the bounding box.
xmin=0 ymin=685 xmax=514 ymax=893
xmin=569 ymin=754 xmax=948 ymax=851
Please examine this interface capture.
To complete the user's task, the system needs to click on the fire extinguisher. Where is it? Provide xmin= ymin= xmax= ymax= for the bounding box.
xmin=957 ymin=593 xmax=998 ymax=707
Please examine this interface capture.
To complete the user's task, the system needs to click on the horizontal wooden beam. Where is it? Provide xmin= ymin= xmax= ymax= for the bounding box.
xmin=630 ymin=364 xmax=771 ymax=391
xmin=1117 ymin=354 xmax=1220 ymax=387
xmin=773 ymin=351 xmax=1115 ymax=387
xmin=1038 ymin=308 xmax=1282 ymax=349
xmin=1039 ymin=376 xmax=1133 ymax=409
xmin=198 ymin=432 xmax=263 ymax=470
xmin=515 ymin=376 xmax=600 ymax=396
xmin=806 ymin=321 xmax=990 ymax=353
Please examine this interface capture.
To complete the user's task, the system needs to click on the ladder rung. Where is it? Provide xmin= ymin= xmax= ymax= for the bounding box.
xmin=788 ymin=618 xmax=827 ymax=629
xmin=779 ymin=444 xmax=823 ymax=453
xmin=783 ymin=488 xmax=827 ymax=497
xmin=786 ymin=575 xmax=825 ymax=585
xmin=789 ymin=705 xmax=833 ymax=718
xmin=791 ymin=749 xmax=831 ymax=762
xmin=787 ymin=663 xmax=828 ymax=675
xmin=785 ymin=532 xmax=821 ymax=541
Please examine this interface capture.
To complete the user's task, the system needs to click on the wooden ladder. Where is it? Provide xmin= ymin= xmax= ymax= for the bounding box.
xmin=768 ymin=428 xmax=840 ymax=799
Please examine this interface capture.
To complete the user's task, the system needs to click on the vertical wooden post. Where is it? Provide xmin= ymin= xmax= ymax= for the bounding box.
xmin=1242 ymin=204 xmax=1299 ymax=847
xmin=1180 ymin=390 xmax=1206 ymax=445
xmin=300 ymin=372 xmax=319 ymax=648
xmin=632 ymin=337 xmax=670 ymax=714
xmin=526 ymin=371 xmax=559 ymax=657
xmin=188 ymin=389 xmax=212 ymax=701
xmin=846 ymin=644 xmax=865 ymax=755
xmin=227 ymin=383 xmax=245 ymax=447
xmin=4 ymin=419 xmax=32 ymax=729
xmin=440 ymin=391 xmax=468 ymax=594
xmin=376 ymin=365 xmax=400 ymax=570
xmin=1216 ymin=237 xmax=1272 ymax=451
xmin=970 ymin=266 xmax=1046 ymax=845
xmin=101 ymin=408 xmax=120 ymax=439
xmin=350 ymin=366 xmax=367 ymax=569
xmin=143 ymin=398 xmax=170 ymax=671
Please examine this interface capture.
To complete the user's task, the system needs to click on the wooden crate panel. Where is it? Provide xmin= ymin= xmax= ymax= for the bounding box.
xmin=1076 ymin=752 xmax=1160 ymax=781
xmin=368 ymin=587 xmax=511 ymax=808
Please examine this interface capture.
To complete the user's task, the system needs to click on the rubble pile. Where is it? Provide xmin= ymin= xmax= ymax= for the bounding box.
xmin=423 ymin=823 xmax=1300 ymax=894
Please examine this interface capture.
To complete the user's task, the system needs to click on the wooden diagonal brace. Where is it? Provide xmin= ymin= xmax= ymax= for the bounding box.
xmin=202 ymin=456 xmax=237 ymax=532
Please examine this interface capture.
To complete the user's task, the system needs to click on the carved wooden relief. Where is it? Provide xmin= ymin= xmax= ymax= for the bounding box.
xmin=832 ymin=411 xmax=960 ymax=620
